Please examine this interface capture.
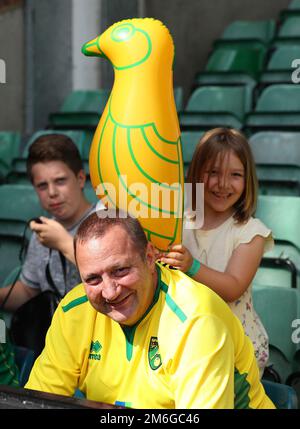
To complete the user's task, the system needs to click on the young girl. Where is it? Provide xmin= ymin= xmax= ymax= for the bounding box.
xmin=160 ymin=127 xmax=274 ymax=375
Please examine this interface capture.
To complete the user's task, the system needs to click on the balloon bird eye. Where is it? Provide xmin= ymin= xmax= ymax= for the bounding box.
xmin=111 ymin=23 xmax=135 ymax=42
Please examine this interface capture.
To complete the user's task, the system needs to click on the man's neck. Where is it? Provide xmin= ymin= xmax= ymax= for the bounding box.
xmin=121 ymin=266 xmax=160 ymax=330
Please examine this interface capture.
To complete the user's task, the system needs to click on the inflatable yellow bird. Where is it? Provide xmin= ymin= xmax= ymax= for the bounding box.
xmin=82 ymin=18 xmax=183 ymax=251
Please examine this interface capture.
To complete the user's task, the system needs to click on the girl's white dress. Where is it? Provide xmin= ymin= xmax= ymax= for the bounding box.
xmin=183 ymin=215 xmax=274 ymax=371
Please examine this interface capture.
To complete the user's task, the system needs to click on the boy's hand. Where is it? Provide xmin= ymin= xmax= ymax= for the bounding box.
xmin=159 ymin=244 xmax=194 ymax=273
xmin=30 ymin=217 xmax=72 ymax=252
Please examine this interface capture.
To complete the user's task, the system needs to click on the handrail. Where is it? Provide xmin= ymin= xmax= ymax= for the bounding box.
xmin=260 ymin=256 xmax=298 ymax=289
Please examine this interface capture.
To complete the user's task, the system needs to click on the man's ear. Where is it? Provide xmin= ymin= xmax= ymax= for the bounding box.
xmin=77 ymin=169 xmax=86 ymax=190
xmin=145 ymin=241 xmax=157 ymax=272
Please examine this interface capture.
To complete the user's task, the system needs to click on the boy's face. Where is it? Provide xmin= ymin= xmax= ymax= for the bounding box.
xmin=31 ymin=160 xmax=86 ymax=227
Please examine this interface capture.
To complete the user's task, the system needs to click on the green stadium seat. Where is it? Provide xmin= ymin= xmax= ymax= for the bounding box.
xmin=180 ymin=130 xmax=205 ymax=178
xmin=0 ymin=265 xmax=22 ymax=328
xmin=280 ymin=0 xmax=300 ymax=21
xmin=249 ymin=131 xmax=300 ymax=196
xmin=0 ymin=234 xmax=27 ymax=285
xmin=23 ymin=129 xmax=93 ymax=158
xmin=256 ymin=195 xmax=300 ymax=250
xmin=253 ymin=285 xmax=300 ymax=384
xmin=59 ymin=90 xmax=109 ymax=113
xmin=0 ymin=132 xmax=21 ymax=181
xmin=1 ymin=265 xmax=22 ymax=288
xmin=5 ymin=159 xmax=30 ymax=185
xmin=174 ymin=86 xmax=184 ymax=112
xmin=49 ymin=112 xmax=100 ymax=129
xmin=286 ymin=0 xmax=300 ymax=10
xmin=214 ymin=19 xmax=276 ymax=48
xmin=255 ymin=84 xmax=300 ymax=111
xmin=256 ymin=168 xmax=300 ymax=197
xmin=0 ymin=184 xmax=46 ymax=235
xmin=179 ymin=111 xmax=243 ymax=131
xmin=274 ymin=16 xmax=300 ymax=45
xmin=179 ymin=85 xmax=252 ymax=130
xmin=185 ymin=85 xmax=252 ymax=120
xmin=262 ymin=380 xmax=298 ymax=409
xmin=49 ymin=88 xmax=183 ymax=128
xmin=195 ymin=71 xmax=257 ymax=90
xmin=0 ymin=184 xmax=46 ymax=284
xmin=196 ymin=45 xmax=267 ymax=82
xmin=84 ymin=182 xmax=99 ymax=205
xmin=0 ymin=231 xmax=26 ymax=285
xmin=260 ymin=46 xmax=300 ymax=85
xmin=13 ymin=345 xmax=35 ymax=387
xmin=245 ymin=84 xmax=300 ymax=132
xmin=278 ymin=16 xmax=300 ymax=37
xmin=254 ymin=254 xmax=300 ymax=290
xmin=83 ymin=159 xmax=90 ymax=177
xmin=48 ymin=89 xmax=110 ymax=129
xmin=254 ymin=195 xmax=300 ymax=289
xmin=286 ymin=371 xmax=300 ymax=406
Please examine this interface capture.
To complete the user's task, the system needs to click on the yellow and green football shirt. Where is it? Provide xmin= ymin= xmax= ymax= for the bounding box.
xmin=26 ymin=263 xmax=275 ymax=409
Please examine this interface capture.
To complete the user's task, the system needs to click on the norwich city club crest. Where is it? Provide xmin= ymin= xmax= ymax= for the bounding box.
xmin=148 ymin=336 xmax=162 ymax=370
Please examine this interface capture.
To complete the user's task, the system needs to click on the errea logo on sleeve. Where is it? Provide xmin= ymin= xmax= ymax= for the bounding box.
xmin=89 ymin=340 xmax=102 ymax=360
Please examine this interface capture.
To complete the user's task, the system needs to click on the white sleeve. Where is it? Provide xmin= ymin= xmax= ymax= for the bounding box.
xmin=234 ymin=217 xmax=274 ymax=255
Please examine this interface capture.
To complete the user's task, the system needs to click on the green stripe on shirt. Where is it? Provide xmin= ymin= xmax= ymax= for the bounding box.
xmin=160 ymin=282 xmax=187 ymax=322
xmin=62 ymin=295 xmax=88 ymax=313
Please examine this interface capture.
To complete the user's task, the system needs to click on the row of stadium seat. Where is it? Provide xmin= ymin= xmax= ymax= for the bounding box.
xmin=183 ymin=11 xmax=300 ymax=392
xmin=195 ymin=44 xmax=298 ymax=86
xmin=179 ymin=84 xmax=300 ymax=133
xmin=47 ymin=86 xmax=184 ymax=130
xmin=182 ymin=130 xmax=300 ymax=197
xmin=182 ymin=4 xmax=300 ymax=133
xmin=43 ymin=84 xmax=300 ymax=137
xmin=214 ymin=16 xmax=300 ymax=48
xmin=2 ymin=128 xmax=300 ymax=197
xmin=253 ymin=285 xmax=300 ymax=393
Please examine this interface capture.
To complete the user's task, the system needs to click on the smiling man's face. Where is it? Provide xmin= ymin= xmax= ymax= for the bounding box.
xmin=76 ymin=225 xmax=157 ymax=326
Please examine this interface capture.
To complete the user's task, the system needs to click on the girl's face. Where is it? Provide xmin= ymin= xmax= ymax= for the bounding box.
xmin=202 ymin=150 xmax=245 ymax=217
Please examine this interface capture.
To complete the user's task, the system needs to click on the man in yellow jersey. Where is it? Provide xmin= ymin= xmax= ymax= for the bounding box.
xmin=26 ymin=210 xmax=275 ymax=409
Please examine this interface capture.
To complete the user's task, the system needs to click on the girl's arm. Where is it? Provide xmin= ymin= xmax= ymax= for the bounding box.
xmin=160 ymin=236 xmax=265 ymax=302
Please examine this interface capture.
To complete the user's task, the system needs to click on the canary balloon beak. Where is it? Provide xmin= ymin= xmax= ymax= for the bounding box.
xmin=81 ymin=37 xmax=105 ymax=57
